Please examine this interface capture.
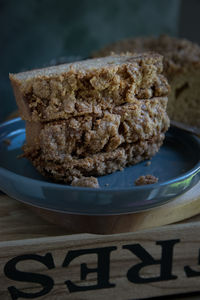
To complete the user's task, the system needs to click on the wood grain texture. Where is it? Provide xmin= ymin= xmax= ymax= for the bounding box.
xmin=0 ymin=193 xmax=67 ymax=242
xmin=30 ymin=181 xmax=200 ymax=234
xmin=1 ymin=214 xmax=200 ymax=299
xmin=1 ymin=193 xmax=200 ymax=299
xmin=0 ymin=181 xmax=200 ymax=238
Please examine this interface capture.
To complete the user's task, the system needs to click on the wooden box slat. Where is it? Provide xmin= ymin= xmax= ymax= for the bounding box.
xmin=1 ymin=193 xmax=200 ymax=299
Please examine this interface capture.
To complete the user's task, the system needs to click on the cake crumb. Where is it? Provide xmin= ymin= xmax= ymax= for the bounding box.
xmin=71 ymin=176 xmax=99 ymax=188
xmin=4 ymin=139 xmax=11 ymax=145
xmin=135 ymin=174 xmax=158 ymax=186
xmin=146 ymin=161 xmax=151 ymax=166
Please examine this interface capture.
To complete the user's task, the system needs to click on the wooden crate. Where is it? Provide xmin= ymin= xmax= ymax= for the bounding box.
xmin=1 ymin=192 xmax=200 ymax=300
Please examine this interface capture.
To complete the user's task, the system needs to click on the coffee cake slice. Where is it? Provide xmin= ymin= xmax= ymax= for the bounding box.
xmin=10 ymin=53 xmax=170 ymax=187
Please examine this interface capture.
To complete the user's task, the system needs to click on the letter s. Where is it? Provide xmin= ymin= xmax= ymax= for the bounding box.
xmin=4 ymin=253 xmax=55 ymax=299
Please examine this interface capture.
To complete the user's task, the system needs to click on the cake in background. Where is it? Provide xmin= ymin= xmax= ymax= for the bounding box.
xmin=93 ymin=35 xmax=200 ymax=127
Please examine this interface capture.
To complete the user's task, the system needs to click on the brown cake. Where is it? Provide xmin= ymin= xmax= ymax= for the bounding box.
xmin=93 ymin=35 xmax=200 ymax=127
xmin=10 ymin=54 xmax=170 ymax=187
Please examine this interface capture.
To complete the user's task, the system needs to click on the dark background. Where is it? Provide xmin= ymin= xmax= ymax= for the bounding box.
xmin=0 ymin=0 xmax=199 ymax=121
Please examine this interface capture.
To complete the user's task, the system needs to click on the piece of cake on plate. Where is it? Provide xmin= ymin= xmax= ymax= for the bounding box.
xmin=10 ymin=54 xmax=170 ymax=187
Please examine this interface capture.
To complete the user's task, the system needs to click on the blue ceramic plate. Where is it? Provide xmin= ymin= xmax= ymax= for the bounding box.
xmin=0 ymin=118 xmax=200 ymax=215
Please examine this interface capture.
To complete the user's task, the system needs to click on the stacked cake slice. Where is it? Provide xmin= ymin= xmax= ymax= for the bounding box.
xmin=10 ymin=53 xmax=170 ymax=187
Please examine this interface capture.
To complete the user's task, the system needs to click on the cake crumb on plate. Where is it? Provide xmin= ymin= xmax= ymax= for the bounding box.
xmin=71 ymin=176 xmax=99 ymax=188
xmin=135 ymin=174 xmax=158 ymax=186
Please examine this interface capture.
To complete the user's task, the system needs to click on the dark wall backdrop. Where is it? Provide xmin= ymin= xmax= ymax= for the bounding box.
xmin=179 ymin=0 xmax=200 ymax=44
xmin=0 ymin=0 xmax=181 ymax=121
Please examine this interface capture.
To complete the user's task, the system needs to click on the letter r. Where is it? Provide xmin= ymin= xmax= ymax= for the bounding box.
xmin=123 ymin=239 xmax=179 ymax=283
